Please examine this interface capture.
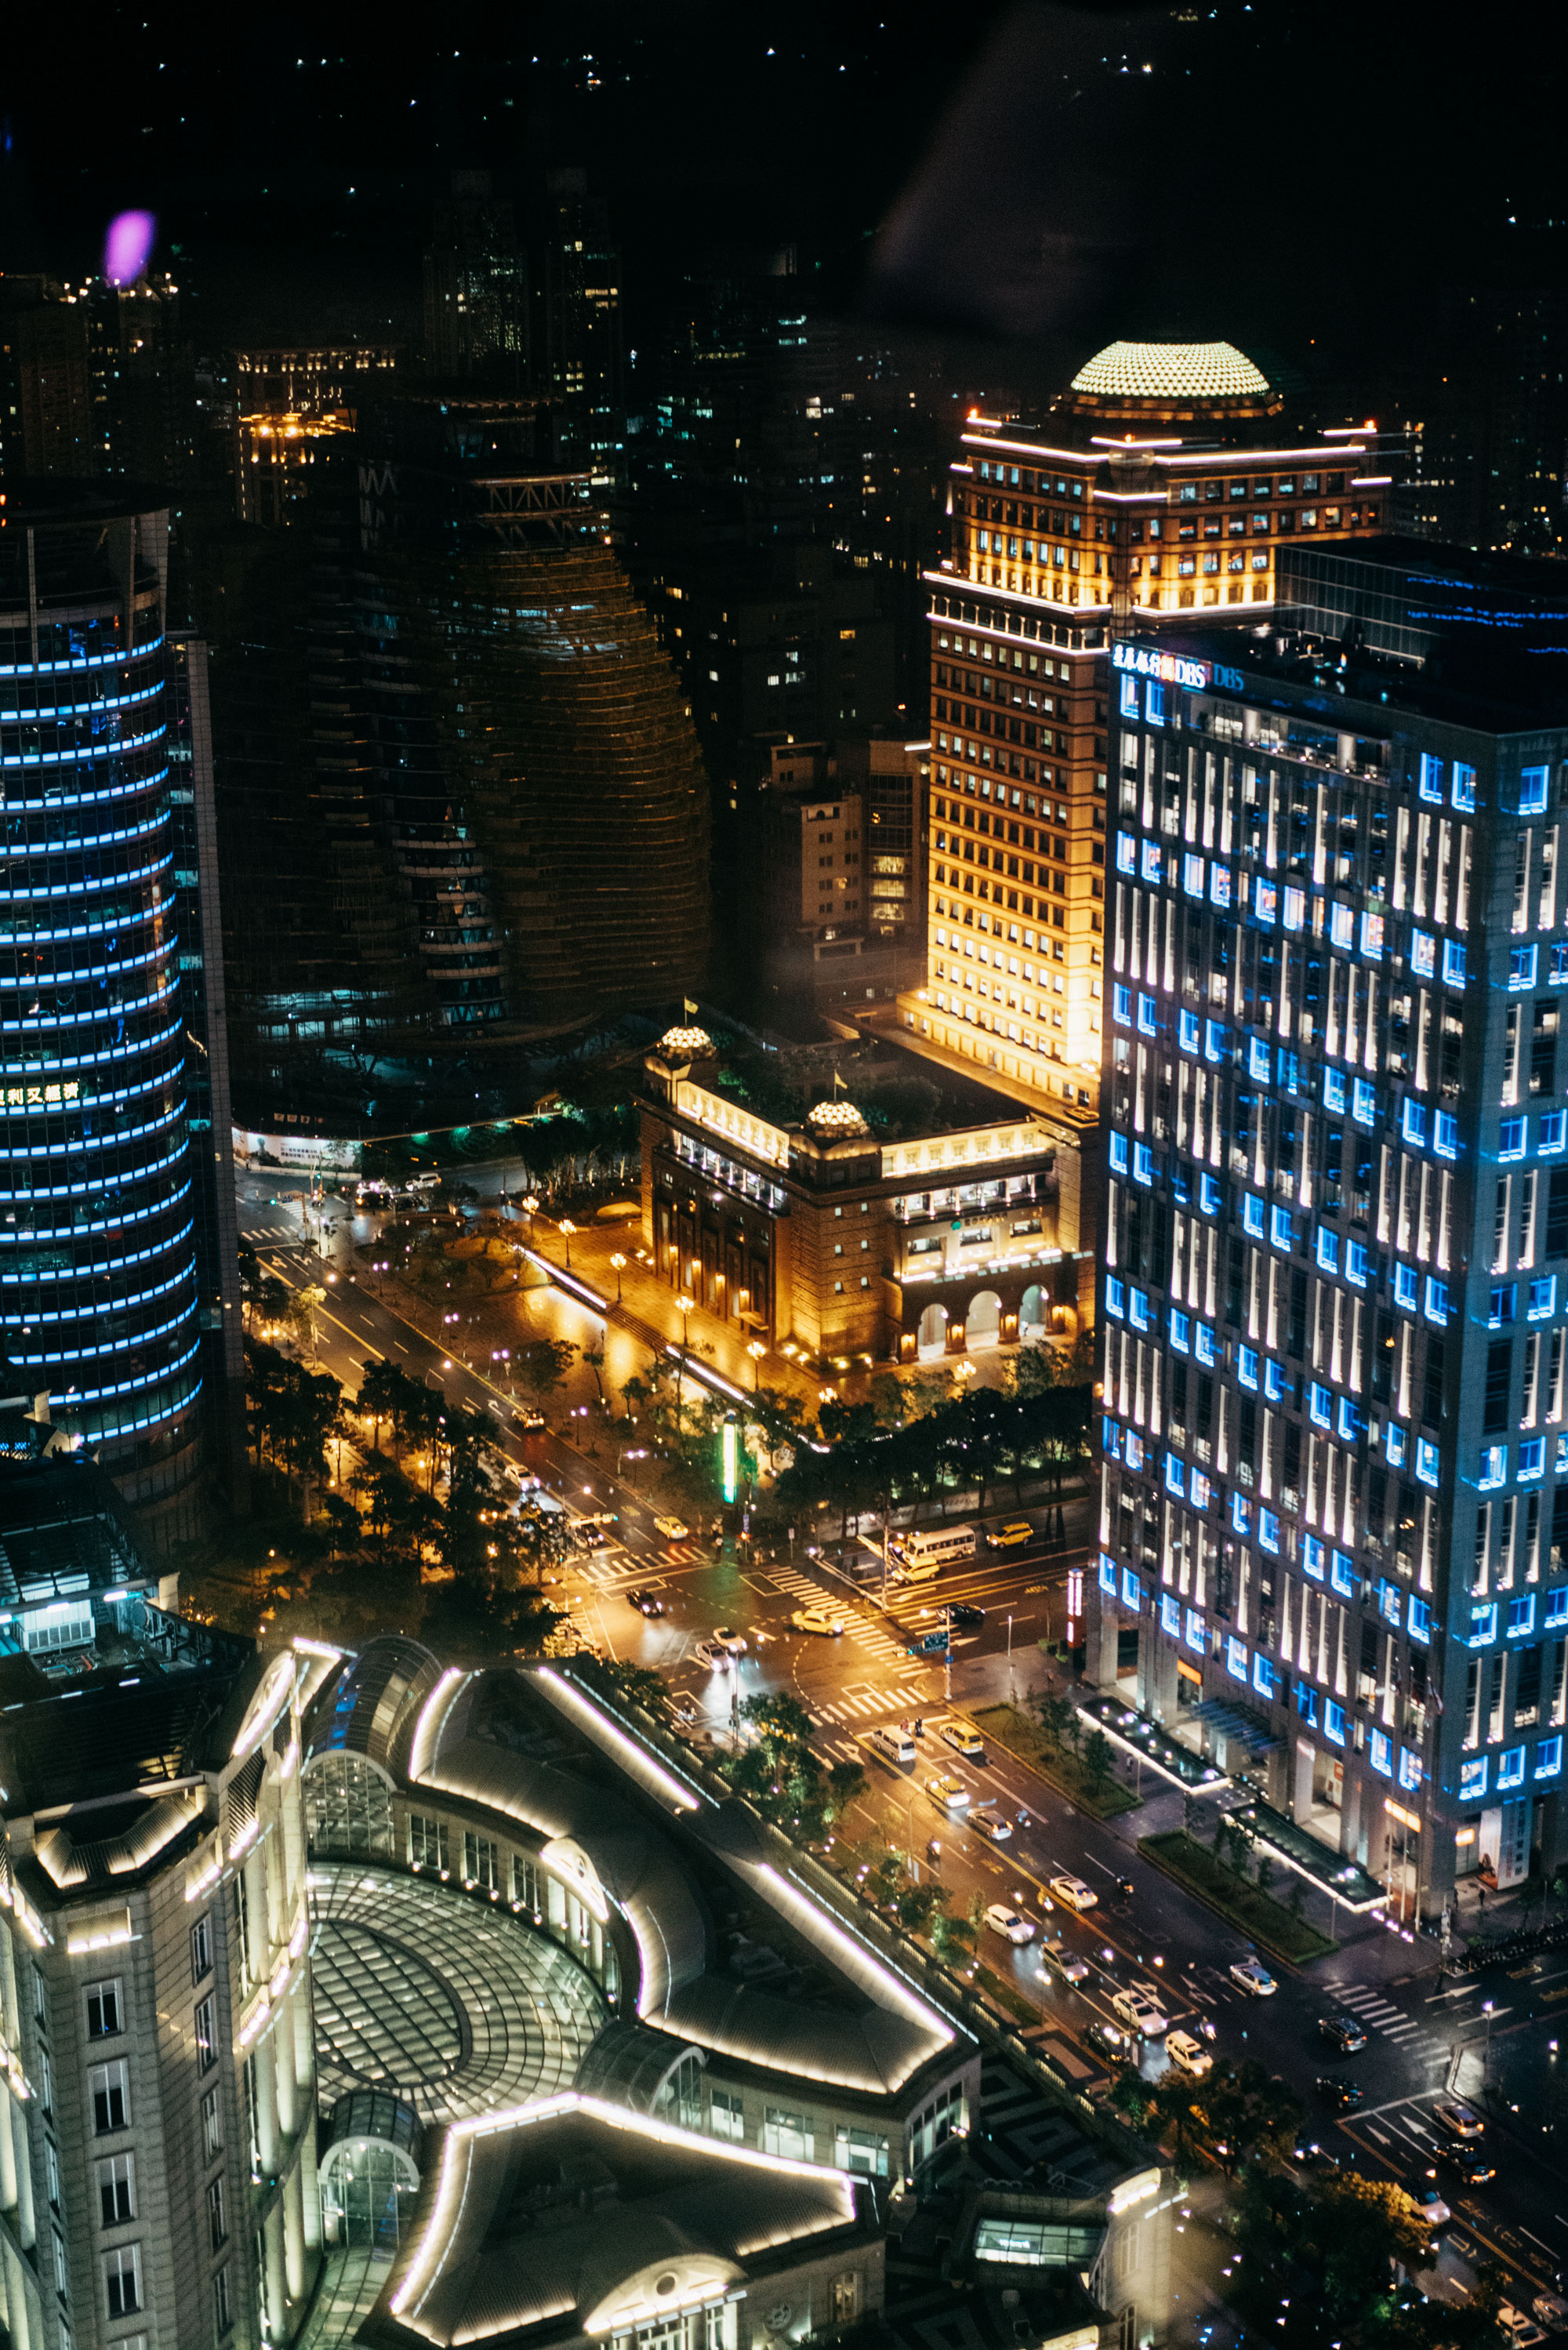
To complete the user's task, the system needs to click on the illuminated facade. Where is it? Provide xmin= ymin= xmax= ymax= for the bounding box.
xmin=1087 ymin=544 xmax=1568 ymax=1916
xmin=0 ymin=487 xmax=218 ymax=1535
xmin=0 ymin=1504 xmax=330 ymax=2350
xmin=640 ymin=1029 xmax=1088 ymax=1369
xmin=903 ymin=340 xmax=1395 ymax=1121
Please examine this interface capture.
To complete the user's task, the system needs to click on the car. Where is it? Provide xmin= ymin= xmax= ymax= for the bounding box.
xmin=1434 ymin=2101 xmax=1486 ymax=2141
xmin=791 ymin=1607 xmax=846 ymax=1636
xmin=989 ymin=1520 xmax=1034 ymax=1548
xmin=1229 ymin=1956 xmax=1277 ymax=1997
xmin=1040 ymin=1938 xmax=1091 ymax=1984
xmin=1415 ymin=2186 xmax=1452 ymax=2231
xmin=948 ymin=1603 xmax=987 ymax=1627
xmin=1319 ymin=2012 xmax=1368 ymax=2054
xmin=897 ymin=1558 xmax=944 ymax=1585
xmin=655 ymin=1516 xmax=691 ymax=1540
xmin=1501 ymin=2310 xmax=1550 ymax=2350
xmin=1112 ymin=1987 xmax=1169 ymax=2037
xmin=693 ymin=1639 xmax=731 ymax=1671
xmin=972 ymin=1811 xmax=1013 ymax=1843
xmin=925 ymin=1774 xmax=971 ymax=1810
xmin=626 ymin=1589 xmax=665 ymax=1617
xmin=1085 ymin=2019 xmax=1132 ymax=2063
xmin=1050 ymin=1875 xmax=1098 ymax=1912
xmin=516 ymin=1408 xmax=546 ymax=1430
xmin=1436 ymin=2147 xmax=1497 ymax=2188
xmin=1314 ymin=2076 xmax=1366 ymax=2111
xmin=1531 ymin=2296 xmax=1568 ymax=2332
xmin=939 ymin=1720 xmax=985 ymax=1760
xmin=710 ymin=1626 xmax=747 ymax=1655
xmin=1166 ymin=2030 xmax=1214 ymax=2079
xmin=1291 ymin=2140 xmax=1341 ymax=2173
xmin=985 ymin=1905 xmax=1036 ymax=1945
xmin=669 ymin=1694 xmax=698 ymax=1724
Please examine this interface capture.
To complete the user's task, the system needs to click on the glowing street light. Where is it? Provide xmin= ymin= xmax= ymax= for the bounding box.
xmin=559 ymin=1219 xmax=578 ymax=1270
xmin=609 ymin=1251 xmax=626 ymax=1303
xmin=746 ymin=1338 xmax=766 ymax=1389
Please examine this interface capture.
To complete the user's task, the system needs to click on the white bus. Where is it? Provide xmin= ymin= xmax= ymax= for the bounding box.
xmin=866 ymin=1724 xmax=918 ymax=1767
xmin=887 ymin=1524 xmax=976 ymax=1578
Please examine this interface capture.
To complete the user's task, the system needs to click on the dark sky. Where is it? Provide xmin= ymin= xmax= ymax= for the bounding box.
xmin=5 ymin=1 xmax=1563 ymax=391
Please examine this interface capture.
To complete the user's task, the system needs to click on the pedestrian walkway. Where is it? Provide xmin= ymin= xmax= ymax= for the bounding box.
xmin=809 ymin=1686 xmax=933 ymax=1725
xmin=766 ymin=1564 xmax=911 ymax=1665
xmin=1327 ymin=1983 xmax=1449 ymax=2063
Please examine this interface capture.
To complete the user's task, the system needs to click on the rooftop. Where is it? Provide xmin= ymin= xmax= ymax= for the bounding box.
xmin=1069 ymin=339 xmax=1269 ymax=401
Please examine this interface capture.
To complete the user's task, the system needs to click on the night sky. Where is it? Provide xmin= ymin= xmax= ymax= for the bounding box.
xmin=5 ymin=1 xmax=1563 ymax=396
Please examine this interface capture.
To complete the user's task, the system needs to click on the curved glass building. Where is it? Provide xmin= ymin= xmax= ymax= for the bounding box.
xmin=0 ymin=485 xmax=205 ymax=1530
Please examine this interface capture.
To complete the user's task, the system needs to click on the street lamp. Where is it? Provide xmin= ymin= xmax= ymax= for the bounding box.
xmin=559 ymin=1219 xmax=578 ymax=1270
xmin=610 ymin=1252 xmax=626 ymax=1304
xmin=676 ymin=1295 xmax=695 ymax=1406
xmin=521 ymin=1193 xmax=540 ymax=1244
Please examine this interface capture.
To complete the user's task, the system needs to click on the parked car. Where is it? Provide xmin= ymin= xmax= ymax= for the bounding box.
xmin=791 ymin=1607 xmax=845 ymax=1636
xmin=985 ymin=1905 xmax=1036 ymax=1945
xmin=972 ymin=1811 xmax=1013 ymax=1843
xmin=1229 ymin=1956 xmax=1277 ymax=1997
xmin=925 ymin=1774 xmax=970 ymax=1810
xmin=1319 ymin=2012 xmax=1368 ymax=2054
xmin=1050 ymin=1875 xmax=1098 ymax=1912
xmin=710 ymin=1625 xmax=747 ymax=1655
xmin=1434 ymin=2101 xmax=1486 ymax=2141
xmin=655 ymin=1515 xmax=691 ymax=1540
xmin=1165 ymin=2030 xmax=1214 ymax=2079
xmin=626 ymin=1589 xmax=665 ymax=1617
xmin=1314 ymin=2076 xmax=1366 ymax=2112
xmin=1112 ymin=1986 xmax=1169 ymax=2037
xmin=693 ymin=1639 xmax=731 ymax=1671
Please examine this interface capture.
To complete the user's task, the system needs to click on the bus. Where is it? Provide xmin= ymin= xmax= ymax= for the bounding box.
xmin=887 ymin=1524 xmax=976 ymax=1578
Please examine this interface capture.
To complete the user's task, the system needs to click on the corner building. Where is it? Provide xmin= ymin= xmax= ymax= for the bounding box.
xmin=907 ymin=340 xmax=1392 ymax=1122
xmin=1089 ymin=542 xmax=1568 ymax=1917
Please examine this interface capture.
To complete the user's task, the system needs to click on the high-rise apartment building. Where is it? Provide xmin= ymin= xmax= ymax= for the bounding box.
xmin=0 ymin=1455 xmax=328 ymax=2349
xmin=1088 ymin=539 xmax=1568 ymax=1916
xmin=902 ymin=340 xmax=1396 ymax=1123
xmin=0 ymin=485 xmax=235 ymax=1543
xmin=422 ymin=173 xmax=528 ymax=386
xmin=541 ymin=167 xmax=625 ymax=488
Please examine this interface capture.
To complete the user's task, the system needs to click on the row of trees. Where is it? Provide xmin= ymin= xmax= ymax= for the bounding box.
xmin=243 ymin=1338 xmax=570 ymax=1656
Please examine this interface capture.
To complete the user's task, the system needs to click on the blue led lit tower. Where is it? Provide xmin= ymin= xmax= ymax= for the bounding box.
xmin=0 ymin=485 xmax=212 ymax=1541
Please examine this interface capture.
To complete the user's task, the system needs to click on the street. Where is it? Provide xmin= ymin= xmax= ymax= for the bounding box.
xmin=239 ymin=1173 xmax=1568 ymax=2321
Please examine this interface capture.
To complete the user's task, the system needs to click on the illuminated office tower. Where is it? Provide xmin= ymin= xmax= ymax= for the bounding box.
xmin=0 ymin=485 xmax=216 ymax=1538
xmin=906 ymin=340 xmax=1394 ymax=1122
xmin=1088 ymin=538 xmax=1568 ymax=1918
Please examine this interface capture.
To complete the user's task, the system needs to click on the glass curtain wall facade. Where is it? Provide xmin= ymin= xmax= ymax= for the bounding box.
xmin=1091 ymin=618 xmax=1568 ymax=1913
xmin=0 ymin=487 xmax=206 ymax=1535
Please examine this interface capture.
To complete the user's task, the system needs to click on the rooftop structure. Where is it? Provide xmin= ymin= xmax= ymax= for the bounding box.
xmin=1069 ymin=339 xmax=1272 ymax=407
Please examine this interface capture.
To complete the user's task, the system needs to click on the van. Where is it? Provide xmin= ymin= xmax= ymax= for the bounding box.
xmin=938 ymin=1718 xmax=985 ymax=1760
xmin=867 ymin=1724 xmax=918 ymax=1767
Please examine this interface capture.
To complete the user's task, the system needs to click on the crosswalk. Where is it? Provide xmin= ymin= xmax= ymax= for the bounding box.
xmin=766 ymin=1565 xmax=912 ymax=1665
xmin=1328 ymin=1982 xmax=1448 ymax=2062
xmin=808 ymin=1685 xmax=935 ymax=1727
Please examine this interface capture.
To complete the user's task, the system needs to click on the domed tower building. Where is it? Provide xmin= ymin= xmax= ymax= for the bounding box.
xmin=898 ymin=336 xmax=1395 ymax=1124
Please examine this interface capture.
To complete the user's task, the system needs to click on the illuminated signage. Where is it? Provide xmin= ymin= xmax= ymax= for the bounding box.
xmin=1112 ymin=643 xmax=1246 ymax=695
xmin=721 ymin=1414 xmax=739 ymax=1506
xmin=1386 ymin=1800 xmax=1421 ymax=1833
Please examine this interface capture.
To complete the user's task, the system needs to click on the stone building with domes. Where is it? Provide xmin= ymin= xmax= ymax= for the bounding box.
xmin=877 ymin=336 xmax=1396 ymax=1126
xmin=639 ymin=1029 xmax=1088 ymax=1373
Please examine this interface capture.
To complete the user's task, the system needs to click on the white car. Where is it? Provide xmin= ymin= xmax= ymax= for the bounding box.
xmin=1415 ymin=2186 xmax=1451 ymax=2231
xmin=972 ymin=1811 xmax=1012 ymax=1843
xmin=1112 ymin=1986 xmax=1169 ymax=2036
xmin=655 ymin=1516 xmax=691 ymax=1541
xmin=1049 ymin=1874 xmax=1098 ymax=1912
xmin=1165 ymin=2030 xmax=1213 ymax=2079
xmin=1229 ymin=1956 xmax=1276 ymax=1997
xmin=710 ymin=1625 xmax=748 ymax=1655
xmin=1040 ymin=1938 xmax=1091 ymax=1985
xmin=1501 ymin=2311 xmax=1549 ymax=2350
xmin=693 ymin=1639 xmax=732 ymax=1672
xmin=791 ymin=1607 xmax=845 ymax=1636
xmin=985 ymin=1905 xmax=1036 ymax=1945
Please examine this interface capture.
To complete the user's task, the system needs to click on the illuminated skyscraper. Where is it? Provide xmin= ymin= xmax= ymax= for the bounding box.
xmin=0 ymin=485 xmax=227 ymax=1540
xmin=903 ymin=340 xmax=1396 ymax=1122
xmin=423 ymin=172 xmax=528 ymax=386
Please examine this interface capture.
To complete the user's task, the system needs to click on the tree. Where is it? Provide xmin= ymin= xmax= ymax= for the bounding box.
xmin=419 ymin=1576 xmax=561 ymax=1662
xmin=582 ymin=1341 xmax=607 ymax=1406
xmin=286 ymin=1281 xmax=327 ymax=1356
xmin=1031 ymin=1691 xmax=1076 ymax=1753
xmin=1080 ymin=1727 xmax=1116 ymax=1798
xmin=518 ymin=1337 xmax=578 ymax=1410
